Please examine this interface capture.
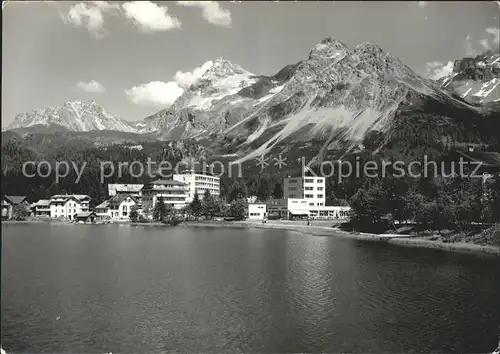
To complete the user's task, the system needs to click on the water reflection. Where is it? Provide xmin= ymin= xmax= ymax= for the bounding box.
xmin=1 ymin=224 xmax=500 ymax=353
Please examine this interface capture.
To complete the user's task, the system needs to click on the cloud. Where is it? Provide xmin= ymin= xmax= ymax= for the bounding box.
xmin=121 ymin=1 xmax=181 ymax=32
xmin=59 ymin=1 xmax=180 ymax=36
xmin=125 ymin=81 xmax=184 ymax=106
xmin=485 ymin=27 xmax=500 ymax=46
xmin=417 ymin=1 xmax=428 ymax=8
xmin=174 ymin=60 xmax=213 ymax=87
xmin=126 ymin=61 xmax=214 ymax=106
xmin=465 ymin=34 xmax=478 ymax=57
xmin=475 ymin=27 xmax=500 ymax=52
xmin=425 ymin=61 xmax=454 ymax=80
xmin=176 ymin=1 xmax=232 ymax=27
xmin=61 ymin=1 xmax=119 ymax=39
xmin=76 ymin=80 xmax=107 ymax=93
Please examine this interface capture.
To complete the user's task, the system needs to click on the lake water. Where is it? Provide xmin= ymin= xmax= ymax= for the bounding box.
xmin=2 ymin=223 xmax=500 ymax=353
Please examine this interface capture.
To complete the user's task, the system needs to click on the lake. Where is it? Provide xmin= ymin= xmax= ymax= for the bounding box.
xmin=2 ymin=223 xmax=500 ymax=353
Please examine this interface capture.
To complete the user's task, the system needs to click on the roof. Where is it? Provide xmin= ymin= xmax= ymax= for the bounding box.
xmin=289 ymin=211 xmax=309 ymax=216
xmin=73 ymin=194 xmax=90 ymax=200
xmin=108 ymin=184 xmax=144 ymax=196
xmin=143 ymin=179 xmax=187 ymax=187
xmin=95 ymin=201 xmax=110 ymax=209
xmin=108 ymin=194 xmax=138 ymax=207
xmin=4 ymin=196 xmax=27 ymax=204
xmin=34 ymin=199 xmax=51 ymax=206
xmin=51 ymin=194 xmax=90 ymax=201
xmin=74 ymin=211 xmax=96 ymax=218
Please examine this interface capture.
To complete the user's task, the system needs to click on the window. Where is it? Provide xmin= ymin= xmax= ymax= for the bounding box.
xmin=316 ymin=178 xmax=323 ymax=183
xmin=305 ymin=186 xmax=314 ymax=191
xmin=317 ymin=194 xmax=324 ymax=198
xmin=288 ymin=187 xmax=297 ymax=191
xmin=305 ymin=194 xmax=314 ymax=198
xmin=309 ymin=203 xmax=314 ymax=206
xmin=305 ymin=178 xmax=314 ymax=183
xmin=317 ymin=187 xmax=324 ymax=191
xmin=317 ymin=203 xmax=323 ymax=206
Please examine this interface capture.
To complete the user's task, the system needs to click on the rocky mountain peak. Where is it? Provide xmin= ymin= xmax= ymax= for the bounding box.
xmin=354 ymin=42 xmax=385 ymax=55
xmin=308 ymin=36 xmax=349 ymax=60
xmin=201 ymin=57 xmax=249 ymax=81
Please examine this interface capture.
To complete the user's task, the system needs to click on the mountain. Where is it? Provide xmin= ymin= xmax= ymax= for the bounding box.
xmin=438 ymin=51 xmax=500 ymax=104
xmin=136 ymin=57 xmax=287 ymax=140
xmin=142 ymin=37 xmax=499 ymax=163
xmin=4 ymin=100 xmax=137 ymax=133
xmin=5 ymin=37 xmax=499 ymax=164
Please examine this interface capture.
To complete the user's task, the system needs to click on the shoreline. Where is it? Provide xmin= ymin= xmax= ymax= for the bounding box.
xmin=3 ymin=219 xmax=498 ymax=256
xmin=181 ymin=221 xmax=500 ymax=256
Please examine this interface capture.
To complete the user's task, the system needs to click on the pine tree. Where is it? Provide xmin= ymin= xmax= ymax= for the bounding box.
xmin=129 ymin=205 xmax=139 ymax=222
xmin=202 ymin=189 xmax=217 ymax=219
xmin=228 ymin=198 xmax=246 ymax=220
xmin=190 ymin=191 xmax=202 ymax=219
xmin=153 ymin=196 xmax=167 ymax=221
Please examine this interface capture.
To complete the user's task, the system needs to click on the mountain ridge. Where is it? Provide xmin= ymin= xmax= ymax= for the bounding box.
xmin=4 ymin=37 xmax=499 ymax=162
xmin=4 ymin=100 xmax=137 ymax=133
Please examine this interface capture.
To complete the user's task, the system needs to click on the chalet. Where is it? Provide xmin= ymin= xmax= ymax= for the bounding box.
xmin=1 ymin=196 xmax=29 ymax=220
xmin=107 ymin=184 xmax=143 ymax=198
xmin=95 ymin=194 xmax=139 ymax=221
xmin=94 ymin=200 xmax=110 ymax=221
xmin=49 ymin=194 xmax=90 ymax=220
xmin=108 ymin=194 xmax=139 ymax=220
xmin=32 ymin=199 xmax=51 ymax=217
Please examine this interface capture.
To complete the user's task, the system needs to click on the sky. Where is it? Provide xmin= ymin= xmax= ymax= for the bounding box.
xmin=2 ymin=1 xmax=500 ymax=127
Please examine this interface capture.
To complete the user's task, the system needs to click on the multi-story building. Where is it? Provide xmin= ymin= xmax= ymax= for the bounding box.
xmin=283 ymin=176 xmax=326 ymax=207
xmin=107 ymin=184 xmax=143 ymax=197
xmin=49 ymin=194 xmax=90 ymax=220
xmin=287 ymin=198 xmax=310 ymax=219
xmin=95 ymin=194 xmax=139 ymax=221
xmin=141 ymin=179 xmax=189 ymax=210
xmin=32 ymin=199 xmax=51 ymax=217
xmin=173 ymin=170 xmax=220 ymax=202
xmin=247 ymin=203 xmax=267 ymax=220
xmin=267 ymin=198 xmax=288 ymax=219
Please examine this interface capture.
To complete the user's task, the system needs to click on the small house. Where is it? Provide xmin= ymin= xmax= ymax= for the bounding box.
xmin=1 ymin=196 xmax=28 ymax=220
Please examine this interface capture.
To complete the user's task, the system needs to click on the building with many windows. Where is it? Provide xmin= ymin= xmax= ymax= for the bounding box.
xmin=49 ymin=194 xmax=90 ymax=220
xmin=247 ymin=203 xmax=267 ymax=220
xmin=95 ymin=194 xmax=139 ymax=221
xmin=32 ymin=199 xmax=51 ymax=217
xmin=107 ymin=184 xmax=143 ymax=198
xmin=141 ymin=179 xmax=189 ymax=210
xmin=173 ymin=170 xmax=220 ymax=202
xmin=283 ymin=176 xmax=326 ymax=207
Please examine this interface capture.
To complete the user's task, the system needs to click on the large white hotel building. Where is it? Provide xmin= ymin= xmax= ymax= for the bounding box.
xmin=173 ymin=169 xmax=221 ymax=203
xmin=283 ymin=176 xmax=326 ymax=207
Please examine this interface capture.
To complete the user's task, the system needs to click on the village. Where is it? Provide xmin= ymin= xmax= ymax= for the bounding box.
xmin=1 ymin=168 xmax=352 ymax=224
